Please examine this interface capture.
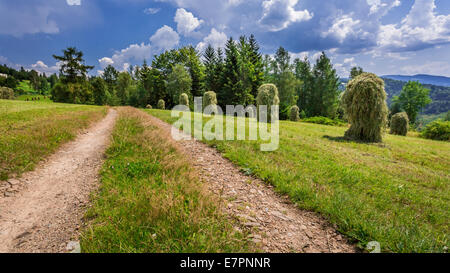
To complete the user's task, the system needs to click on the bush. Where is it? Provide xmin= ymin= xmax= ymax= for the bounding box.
xmin=256 ymin=84 xmax=280 ymax=122
xmin=0 ymin=87 xmax=14 ymax=99
xmin=146 ymin=104 xmax=152 ymax=109
xmin=302 ymin=116 xmax=346 ymax=126
xmin=157 ymin=99 xmax=165 ymax=110
xmin=51 ymin=81 xmax=94 ymax=104
xmin=203 ymin=91 xmax=217 ymax=111
xmin=289 ymin=105 xmax=300 ymax=122
xmin=421 ymin=120 xmax=450 ymax=141
xmin=300 ymin=110 xmax=306 ymax=119
xmin=390 ymin=112 xmax=409 ymax=136
xmin=179 ymin=93 xmax=189 ymax=107
xmin=342 ymin=73 xmax=388 ymax=142
xmin=105 ymin=91 xmax=121 ymax=106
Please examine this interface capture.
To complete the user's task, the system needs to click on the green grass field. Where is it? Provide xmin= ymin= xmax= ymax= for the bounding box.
xmin=0 ymin=99 xmax=106 ymax=181
xmin=81 ymin=108 xmax=250 ymax=253
xmin=146 ymin=109 xmax=449 ymax=253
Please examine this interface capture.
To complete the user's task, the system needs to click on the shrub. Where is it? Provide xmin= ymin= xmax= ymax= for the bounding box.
xmin=105 ymin=91 xmax=121 ymax=106
xmin=256 ymin=84 xmax=280 ymax=122
xmin=51 ymin=81 xmax=94 ymax=104
xmin=289 ymin=105 xmax=300 ymax=122
xmin=302 ymin=116 xmax=346 ymax=126
xmin=157 ymin=99 xmax=165 ymax=110
xmin=0 ymin=87 xmax=14 ymax=99
xmin=203 ymin=91 xmax=217 ymax=111
xmin=179 ymin=93 xmax=189 ymax=107
xmin=146 ymin=104 xmax=152 ymax=109
xmin=390 ymin=112 xmax=409 ymax=136
xmin=300 ymin=110 xmax=306 ymax=119
xmin=342 ymin=73 xmax=388 ymax=142
xmin=421 ymin=120 xmax=450 ymax=141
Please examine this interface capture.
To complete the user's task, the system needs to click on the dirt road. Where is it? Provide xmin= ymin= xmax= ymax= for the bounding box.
xmin=145 ymin=112 xmax=357 ymax=253
xmin=0 ymin=109 xmax=117 ymax=253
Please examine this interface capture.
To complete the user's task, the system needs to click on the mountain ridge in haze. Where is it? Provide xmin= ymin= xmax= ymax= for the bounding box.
xmin=382 ymin=74 xmax=450 ymax=87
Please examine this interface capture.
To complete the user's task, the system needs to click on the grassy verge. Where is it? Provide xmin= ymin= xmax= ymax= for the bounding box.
xmin=81 ymin=107 xmax=250 ymax=253
xmin=146 ymin=109 xmax=449 ymax=253
xmin=0 ymin=99 xmax=106 ymax=180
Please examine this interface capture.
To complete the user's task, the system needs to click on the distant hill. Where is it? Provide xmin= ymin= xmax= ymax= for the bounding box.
xmin=382 ymin=78 xmax=450 ymax=115
xmin=339 ymin=77 xmax=450 ymax=115
xmin=382 ymin=74 xmax=450 ymax=87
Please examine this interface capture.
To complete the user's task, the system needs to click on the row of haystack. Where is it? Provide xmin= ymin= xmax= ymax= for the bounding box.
xmin=146 ymin=75 xmax=409 ymax=143
xmin=146 ymin=91 xmax=218 ymax=111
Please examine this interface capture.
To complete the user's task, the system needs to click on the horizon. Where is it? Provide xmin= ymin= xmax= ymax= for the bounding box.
xmin=1 ymin=0 xmax=450 ymax=78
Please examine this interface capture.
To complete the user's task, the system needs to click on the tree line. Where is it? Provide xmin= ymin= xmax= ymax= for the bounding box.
xmin=3 ymin=34 xmax=433 ymax=124
xmin=48 ymin=36 xmax=344 ymax=121
xmin=0 ymin=64 xmax=57 ymax=94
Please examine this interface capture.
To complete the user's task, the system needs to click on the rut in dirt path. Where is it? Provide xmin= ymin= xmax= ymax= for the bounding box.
xmin=0 ymin=109 xmax=117 ymax=253
xmin=146 ymin=113 xmax=357 ymax=253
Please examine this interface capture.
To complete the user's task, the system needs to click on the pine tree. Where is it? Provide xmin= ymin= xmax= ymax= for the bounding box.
xmin=311 ymin=52 xmax=340 ymax=118
xmin=272 ymin=47 xmax=298 ymax=118
xmin=248 ymin=34 xmax=265 ymax=102
xmin=220 ymin=38 xmax=247 ymax=107
xmin=102 ymin=65 xmax=118 ymax=92
xmin=179 ymin=46 xmax=205 ymax=97
xmin=238 ymin=36 xmax=253 ymax=104
xmin=273 ymin=47 xmax=291 ymax=76
xmin=52 ymin=47 xmax=94 ymax=83
xmin=294 ymin=57 xmax=313 ymax=116
xmin=204 ymin=44 xmax=218 ymax=91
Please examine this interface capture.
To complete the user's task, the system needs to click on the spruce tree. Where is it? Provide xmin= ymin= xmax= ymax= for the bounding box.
xmin=52 ymin=47 xmax=94 ymax=83
xmin=247 ymin=34 xmax=265 ymax=104
xmin=238 ymin=36 xmax=254 ymax=104
xmin=220 ymin=38 xmax=247 ymax=107
xmin=204 ymin=44 xmax=220 ymax=92
xmin=294 ymin=57 xmax=313 ymax=116
xmin=311 ymin=52 xmax=340 ymax=118
xmin=180 ymin=46 xmax=205 ymax=97
xmin=273 ymin=47 xmax=298 ymax=118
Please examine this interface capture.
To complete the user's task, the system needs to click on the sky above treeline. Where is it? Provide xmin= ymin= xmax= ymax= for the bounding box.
xmin=0 ymin=0 xmax=449 ymax=77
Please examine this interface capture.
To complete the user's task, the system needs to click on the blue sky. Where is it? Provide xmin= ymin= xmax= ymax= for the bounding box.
xmin=0 ymin=0 xmax=450 ymax=77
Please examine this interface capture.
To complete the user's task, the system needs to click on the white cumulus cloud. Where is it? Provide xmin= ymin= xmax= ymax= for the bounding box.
xmin=378 ymin=0 xmax=450 ymax=52
xmin=30 ymin=60 xmax=62 ymax=75
xmin=196 ymin=28 xmax=228 ymax=53
xmin=322 ymin=14 xmax=362 ymax=43
xmin=99 ymin=43 xmax=152 ymax=71
xmin=97 ymin=25 xmax=180 ymax=72
xmin=259 ymin=0 xmax=312 ymax=31
xmin=174 ymin=8 xmax=204 ymax=36
xmin=150 ymin=25 xmax=180 ymax=52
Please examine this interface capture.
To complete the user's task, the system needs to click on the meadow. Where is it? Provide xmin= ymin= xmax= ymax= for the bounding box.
xmin=146 ymin=109 xmax=450 ymax=253
xmin=81 ymin=108 xmax=250 ymax=253
xmin=0 ymin=99 xmax=106 ymax=180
